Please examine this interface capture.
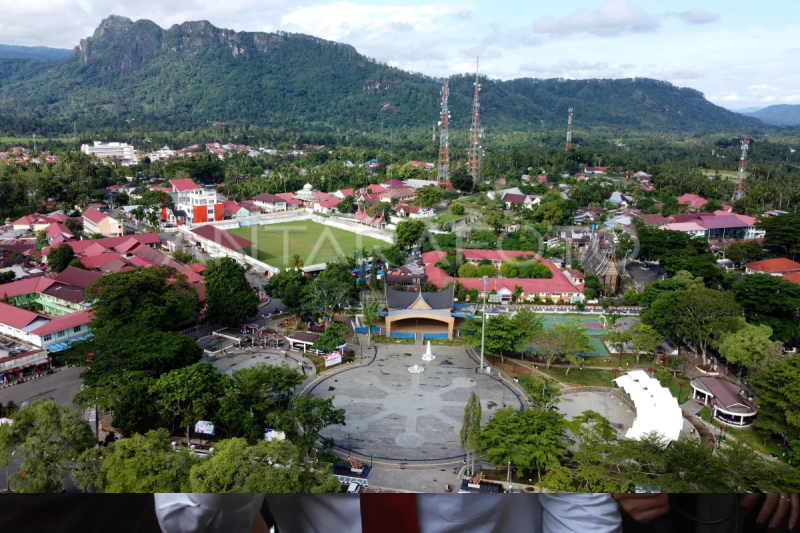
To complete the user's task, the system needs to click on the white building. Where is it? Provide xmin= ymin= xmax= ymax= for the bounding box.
xmin=168 ymin=179 xmax=223 ymax=225
xmin=81 ymin=142 xmax=136 ymax=161
xmin=0 ymin=303 xmax=92 ymax=351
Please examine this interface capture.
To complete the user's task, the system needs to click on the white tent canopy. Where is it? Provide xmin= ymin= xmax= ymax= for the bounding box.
xmin=613 ymin=370 xmax=683 ymax=443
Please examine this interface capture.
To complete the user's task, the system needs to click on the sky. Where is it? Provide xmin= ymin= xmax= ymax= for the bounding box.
xmin=0 ymin=0 xmax=798 ymax=110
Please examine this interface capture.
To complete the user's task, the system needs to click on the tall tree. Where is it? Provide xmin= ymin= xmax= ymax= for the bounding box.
xmin=0 ymin=399 xmax=95 ymax=493
xmin=47 ymin=243 xmax=76 ymax=273
xmin=479 ymin=408 xmax=567 ymax=482
xmin=205 ymin=257 xmax=260 ymax=327
xmin=415 ymin=185 xmax=442 ymax=208
xmin=189 ymin=438 xmax=340 ymax=493
xmin=304 ymin=276 xmax=352 ymax=323
xmin=394 ymin=219 xmax=427 ymax=249
xmin=150 ymin=363 xmax=232 ymax=440
xmin=733 ymin=274 xmax=800 ymax=344
xmin=718 ymin=322 xmax=774 ymax=376
xmin=264 ymin=269 xmax=309 ymax=317
xmin=360 ymin=289 xmax=385 ymax=347
xmin=643 ymin=287 xmax=742 ymax=364
xmin=629 ymin=324 xmax=664 ymax=364
xmin=460 ymin=392 xmax=482 ymax=476
xmin=73 ymin=429 xmax=200 ymax=493
xmin=85 ymin=267 xmax=198 ymax=337
xmin=757 ymin=214 xmax=800 ymax=258
xmin=288 ymin=396 xmax=346 ymax=454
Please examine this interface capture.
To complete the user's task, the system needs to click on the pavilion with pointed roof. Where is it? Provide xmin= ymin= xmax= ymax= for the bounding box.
xmin=383 ymin=283 xmax=457 ymax=339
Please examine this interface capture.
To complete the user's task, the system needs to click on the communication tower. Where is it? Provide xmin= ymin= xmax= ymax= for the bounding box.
xmin=468 ymin=58 xmax=483 ymax=188
xmin=733 ymin=135 xmax=749 ymax=201
xmin=566 ymin=108 xmax=573 ymax=150
xmin=437 ymin=82 xmax=451 ymax=188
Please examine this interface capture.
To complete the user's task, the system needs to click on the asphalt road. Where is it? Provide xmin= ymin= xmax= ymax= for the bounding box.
xmin=0 ymin=367 xmax=83 ymax=410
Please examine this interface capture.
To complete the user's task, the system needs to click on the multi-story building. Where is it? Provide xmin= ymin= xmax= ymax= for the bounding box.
xmin=167 ymin=179 xmax=224 ymax=225
xmin=80 ymin=142 xmax=136 ymax=161
xmin=83 ymin=208 xmax=124 ymax=237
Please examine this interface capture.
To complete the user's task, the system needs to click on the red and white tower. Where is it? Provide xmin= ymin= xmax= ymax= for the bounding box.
xmin=468 ymin=58 xmax=483 ymax=187
xmin=733 ymin=135 xmax=749 ymax=201
xmin=566 ymin=108 xmax=574 ymax=150
xmin=437 ymin=81 xmax=451 ymax=188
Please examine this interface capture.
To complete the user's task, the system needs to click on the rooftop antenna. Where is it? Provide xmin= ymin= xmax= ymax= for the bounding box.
xmin=566 ymin=109 xmax=573 ymax=151
xmin=733 ymin=135 xmax=749 ymax=201
xmin=468 ymin=57 xmax=483 ymax=189
xmin=437 ymin=81 xmax=451 ymax=188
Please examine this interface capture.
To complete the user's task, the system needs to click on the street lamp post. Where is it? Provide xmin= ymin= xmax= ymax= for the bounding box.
xmin=480 ymin=276 xmax=489 ymax=371
xmin=507 ymin=460 xmax=512 ymax=485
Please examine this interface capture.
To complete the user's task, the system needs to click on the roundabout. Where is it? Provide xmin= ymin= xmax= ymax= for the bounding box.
xmin=308 ymin=344 xmax=524 ymax=462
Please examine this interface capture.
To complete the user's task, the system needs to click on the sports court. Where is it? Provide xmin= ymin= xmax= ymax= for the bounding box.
xmin=533 ymin=314 xmax=609 ymax=357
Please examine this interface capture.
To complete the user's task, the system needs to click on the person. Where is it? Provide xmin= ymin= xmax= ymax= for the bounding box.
xmin=155 ymin=493 xmax=623 ymax=533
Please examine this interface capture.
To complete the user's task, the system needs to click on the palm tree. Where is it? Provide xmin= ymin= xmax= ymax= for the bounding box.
xmin=291 ymin=254 xmax=304 ymax=270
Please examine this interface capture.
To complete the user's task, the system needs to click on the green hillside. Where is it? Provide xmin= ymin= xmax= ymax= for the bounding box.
xmin=0 ymin=44 xmax=72 ymax=61
xmin=0 ymin=15 xmax=763 ymax=135
xmin=745 ymin=105 xmax=800 ymax=126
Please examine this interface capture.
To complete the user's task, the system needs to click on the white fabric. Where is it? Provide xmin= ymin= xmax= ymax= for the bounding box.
xmin=155 ymin=493 xmax=622 ymax=533
xmin=614 ymin=371 xmax=684 ymax=443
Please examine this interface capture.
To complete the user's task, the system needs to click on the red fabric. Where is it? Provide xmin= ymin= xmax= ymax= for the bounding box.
xmin=361 ymin=494 xmax=419 ymax=533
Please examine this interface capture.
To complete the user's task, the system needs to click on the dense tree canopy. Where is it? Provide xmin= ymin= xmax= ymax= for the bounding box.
xmin=204 ymin=257 xmax=260 ymax=327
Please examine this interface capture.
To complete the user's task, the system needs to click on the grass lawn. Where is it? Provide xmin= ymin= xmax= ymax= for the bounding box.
xmin=371 ymin=336 xmax=414 ymax=345
xmin=697 ymin=407 xmax=787 ymax=460
xmin=432 ymin=213 xmax=465 ymax=224
xmin=228 ymin=221 xmax=388 ymax=268
xmin=539 ymin=367 xmax=616 ymax=387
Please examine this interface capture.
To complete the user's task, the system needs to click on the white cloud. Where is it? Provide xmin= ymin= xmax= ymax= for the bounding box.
xmin=675 ymin=8 xmax=721 ymax=25
xmin=650 ymin=62 xmax=703 ymax=80
xmin=533 ymin=0 xmax=661 ymax=37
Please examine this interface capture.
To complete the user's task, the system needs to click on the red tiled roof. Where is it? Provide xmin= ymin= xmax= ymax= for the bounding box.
xmin=502 ymin=194 xmax=528 ymax=204
xmin=316 ymin=199 xmax=342 ymax=209
xmin=189 ymin=263 xmax=207 ymax=274
xmin=746 ymin=258 xmax=800 ymax=274
xmin=80 ymin=253 xmax=126 ymax=270
xmin=48 ymin=213 xmax=70 ymax=223
xmin=0 ymin=277 xmax=55 ymax=299
xmin=45 ymin=222 xmax=72 ymax=238
xmin=190 ymin=225 xmax=253 ymax=252
xmin=49 ymin=234 xmax=69 ymax=247
xmin=338 ymin=188 xmax=354 ymax=197
xmin=637 ymin=214 xmax=670 ymax=226
xmin=114 ymin=238 xmax=143 ymax=255
xmin=42 ymin=234 xmax=161 ymax=257
xmin=127 ymin=256 xmax=158 ymax=268
xmin=677 ymin=194 xmax=708 ymax=209
xmin=169 ymin=178 xmax=200 ymax=192
xmin=83 ymin=242 xmax=110 ymax=257
xmin=82 ymin=208 xmax=108 ymax=224
xmin=783 ymin=273 xmax=800 ymax=285
xmin=31 ymin=310 xmax=92 ymax=337
xmin=54 ymin=267 xmax=102 ymax=290
xmin=253 ymin=193 xmax=285 ymax=204
xmin=0 ymin=302 xmax=42 ymax=330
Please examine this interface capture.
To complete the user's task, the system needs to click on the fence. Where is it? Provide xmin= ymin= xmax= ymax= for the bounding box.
xmin=423 ymin=333 xmax=449 ymax=340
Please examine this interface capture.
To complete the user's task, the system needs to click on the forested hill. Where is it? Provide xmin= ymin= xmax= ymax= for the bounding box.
xmin=745 ymin=105 xmax=800 ymax=126
xmin=0 ymin=44 xmax=72 ymax=61
xmin=0 ymin=15 xmax=763 ymax=135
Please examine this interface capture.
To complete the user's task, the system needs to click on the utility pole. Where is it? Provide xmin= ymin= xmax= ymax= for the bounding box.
xmin=437 ymin=81 xmax=451 ymax=188
xmin=733 ymin=135 xmax=749 ymax=201
xmin=468 ymin=58 xmax=483 ymax=189
xmin=480 ymin=275 xmax=489 ymax=371
xmin=566 ymin=109 xmax=573 ymax=151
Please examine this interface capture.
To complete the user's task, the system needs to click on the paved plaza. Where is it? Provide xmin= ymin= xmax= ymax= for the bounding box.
xmin=558 ymin=390 xmax=635 ymax=439
xmin=310 ymin=344 xmax=524 ymax=462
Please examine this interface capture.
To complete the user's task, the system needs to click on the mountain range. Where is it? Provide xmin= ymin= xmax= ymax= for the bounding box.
xmin=743 ymin=105 xmax=800 ymax=126
xmin=0 ymin=15 xmax=764 ymax=135
xmin=0 ymin=44 xmax=71 ymax=61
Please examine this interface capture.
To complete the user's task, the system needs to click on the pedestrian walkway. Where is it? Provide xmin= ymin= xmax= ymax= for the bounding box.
xmin=681 ymin=400 xmax=705 ymax=416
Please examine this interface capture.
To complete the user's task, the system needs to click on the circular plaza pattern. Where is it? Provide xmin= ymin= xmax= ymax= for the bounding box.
xmin=309 ymin=345 xmax=524 ymax=462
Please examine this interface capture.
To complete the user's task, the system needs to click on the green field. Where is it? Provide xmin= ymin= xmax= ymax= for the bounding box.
xmin=228 ymin=221 xmax=388 ymax=268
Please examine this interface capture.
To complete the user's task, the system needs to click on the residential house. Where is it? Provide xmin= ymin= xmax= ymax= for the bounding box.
xmin=677 ymin=194 xmax=708 ymax=211
xmin=223 ymin=201 xmax=251 ymax=219
xmin=665 ymin=212 xmax=764 ymax=240
xmin=12 ymin=215 xmax=56 ymax=232
xmin=252 ymin=193 xmax=288 ymax=213
xmin=314 ymin=198 xmax=342 ymax=215
xmin=392 ymin=203 xmax=435 ymax=219
xmin=44 ymin=223 xmax=73 ymax=244
xmin=0 ymin=303 xmax=92 ymax=351
xmin=83 ymin=208 xmax=124 ymax=237
xmin=745 ymin=258 xmax=800 ymax=277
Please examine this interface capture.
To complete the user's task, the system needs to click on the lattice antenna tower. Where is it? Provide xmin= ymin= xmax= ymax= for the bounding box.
xmin=733 ymin=135 xmax=749 ymax=201
xmin=437 ymin=81 xmax=451 ymax=188
xmin=566 ymin=108 xmax=573 ymax=150
xmin=468 ymin=58 xmax=484 ymax=186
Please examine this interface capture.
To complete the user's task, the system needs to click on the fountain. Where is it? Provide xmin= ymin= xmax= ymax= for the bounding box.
xmin=408 ymin=365 xmax=425 ymax=374
xmin=422 ymin=341 xmax=436 ymax=362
